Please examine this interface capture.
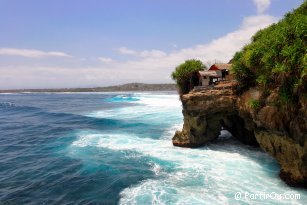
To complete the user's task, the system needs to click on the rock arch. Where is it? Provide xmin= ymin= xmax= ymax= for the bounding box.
xmin=172 ymin=87 xmax=258 ymax=147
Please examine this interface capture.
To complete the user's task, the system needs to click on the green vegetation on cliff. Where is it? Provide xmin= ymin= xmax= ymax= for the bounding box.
xmin=171 ymin=59 xmax=205 ymax=94
xmin=232 ymin=1 xmax=307 ymax=104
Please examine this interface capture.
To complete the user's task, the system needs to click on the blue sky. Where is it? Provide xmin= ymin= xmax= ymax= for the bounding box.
xmin=0 ymin=0 xmax=304 ymax=89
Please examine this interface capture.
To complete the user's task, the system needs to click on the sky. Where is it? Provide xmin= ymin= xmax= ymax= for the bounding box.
xmin=0 ymin=0 xmax=304 ymax=89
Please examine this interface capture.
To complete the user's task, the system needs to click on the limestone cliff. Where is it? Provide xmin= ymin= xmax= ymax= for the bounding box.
xmin=173 ymin=83 xmax=307 ymax=187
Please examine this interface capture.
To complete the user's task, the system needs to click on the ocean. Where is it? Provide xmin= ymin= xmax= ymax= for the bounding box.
xmin=0 ymin=92 xmax=306 ymax=204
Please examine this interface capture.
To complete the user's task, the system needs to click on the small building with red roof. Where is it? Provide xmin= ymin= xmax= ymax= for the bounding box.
xmin=195 ymin=63 xmax=232 ymax=86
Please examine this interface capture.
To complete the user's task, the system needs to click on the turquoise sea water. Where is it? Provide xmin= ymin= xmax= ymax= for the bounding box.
xmin=0 ymin=92 xmax=306 ymax=204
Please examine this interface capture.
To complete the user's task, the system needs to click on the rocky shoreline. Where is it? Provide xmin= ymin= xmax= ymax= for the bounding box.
xmin=173 ymin=82 xmax=307 ymax=188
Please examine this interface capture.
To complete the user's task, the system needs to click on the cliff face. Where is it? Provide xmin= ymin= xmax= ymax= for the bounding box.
xmin=240 ymin=90 xmax=307 ymax=187
xmin=173 ymin=83 xmax=307 ymax=187
xmin=173 ymin=84 xmax=257 ymax=147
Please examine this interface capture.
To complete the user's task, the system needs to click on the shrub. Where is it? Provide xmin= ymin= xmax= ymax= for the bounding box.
xmin=171 ymin=59 xmax=205 ymax=94
xmin=232 ymin=51 xmax=256 ymax=93
xmin=231 ymin=1 xmax=307 ymax=104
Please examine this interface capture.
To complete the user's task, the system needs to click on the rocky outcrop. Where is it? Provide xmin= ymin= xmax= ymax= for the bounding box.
xmin=173 ymin=83 xmax=258 ymax=147
xmin=173 ymin=88 xmax=237 ymax=147
xmin=173 ymin=83 xmax=307 ymax=187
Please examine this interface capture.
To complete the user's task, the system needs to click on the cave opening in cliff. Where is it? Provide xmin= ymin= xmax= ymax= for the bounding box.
xmin=219 ymin=115 xmax=259 ymax=146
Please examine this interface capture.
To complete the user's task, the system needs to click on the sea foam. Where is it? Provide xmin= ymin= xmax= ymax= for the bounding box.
xmin=70 ymin=93 xmax=307 ymax=205
xmin=71 ymin=131 xmax=306 ymax=205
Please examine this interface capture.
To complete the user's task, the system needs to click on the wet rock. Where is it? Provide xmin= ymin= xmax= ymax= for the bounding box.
xmin=173 ymin=83 xmax=307 ymax=187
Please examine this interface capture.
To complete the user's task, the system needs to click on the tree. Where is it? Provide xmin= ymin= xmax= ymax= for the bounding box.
xmin=171 ymin=59 xmax=204 ymax=95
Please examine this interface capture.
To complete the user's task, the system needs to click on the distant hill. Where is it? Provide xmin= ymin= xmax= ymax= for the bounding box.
xmin=0 ymin=83 xmax=177 ymax=93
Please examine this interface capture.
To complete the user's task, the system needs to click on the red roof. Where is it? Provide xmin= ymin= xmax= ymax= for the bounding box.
xmin=209 ymin=63 xmax=232 ymax=71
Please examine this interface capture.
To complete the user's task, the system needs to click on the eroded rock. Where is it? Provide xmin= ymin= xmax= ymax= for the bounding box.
xmin=172 ymin=83 xmax=257 ymax=147
xmin=173 ymin=83 xmax=307 ymax=187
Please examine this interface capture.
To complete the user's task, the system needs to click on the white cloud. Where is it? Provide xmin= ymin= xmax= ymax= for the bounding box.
xmin=118 ymin=47 xmax=167 ymax=58
xmin=253 ymin=0 xmax=271 ymax=13
xmin=98 ymin=57 xmax=114 ymax=63
xmin=138 ymin=50 xmax=167 ymax=58
xmin=117 ymin=47 xmax=136 ymax=55
xmin=0 ymin=48 xmax=71 ymax=58
xmin=0 ymin=15 xmax=278 ymax=89
xmin=113 ymin=14 xmax=277 ymax=72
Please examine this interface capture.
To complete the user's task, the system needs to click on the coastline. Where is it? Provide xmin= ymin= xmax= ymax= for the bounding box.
xmin=0 ymin=83 xmax=177 ymax=93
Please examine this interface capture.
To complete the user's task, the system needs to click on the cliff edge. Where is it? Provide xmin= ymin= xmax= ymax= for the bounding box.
xmin=172 ymin=82 xmax=307 ymax=187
